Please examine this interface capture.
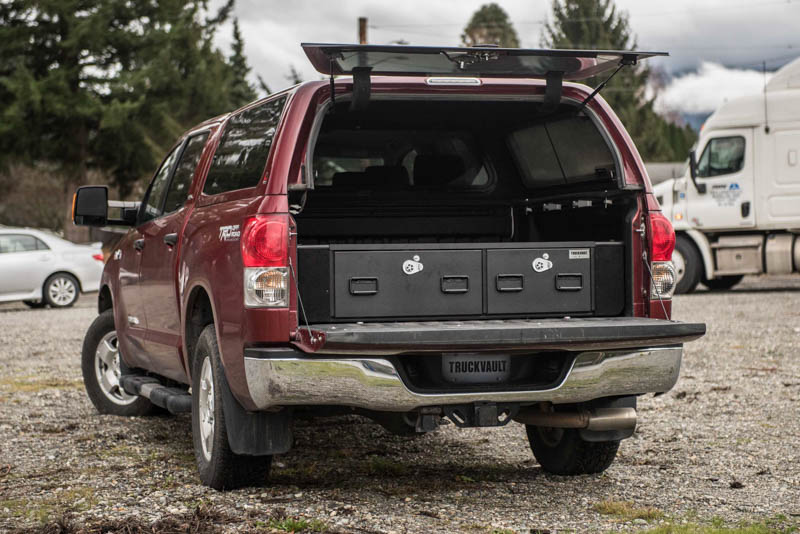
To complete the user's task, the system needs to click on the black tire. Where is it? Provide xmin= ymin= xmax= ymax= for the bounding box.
xmin=22 ymin=300 xmax=47 ymax=309
xmin=702 ymin=274 xmax=744 ymax=291
xmin=192 ymin=325 xmax=272 ymax=490
xmin=526 ymin=425 xmax=620 ymax=475
xmin=673 ymin=236 xmax=702 ymax=295
xmin=43 ymin=273 xmax=80 ymax=308
xmin=81 ymin=310 xmax=155 ymax=416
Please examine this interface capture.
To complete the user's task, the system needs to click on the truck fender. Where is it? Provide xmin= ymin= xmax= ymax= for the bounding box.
xmin=681 ymin=229 xmax=715 ymax=280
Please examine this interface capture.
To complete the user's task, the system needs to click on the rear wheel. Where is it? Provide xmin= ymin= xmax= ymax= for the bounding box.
xmin=526 ymin=425 xmax=620 ymax=475
xmin=192 ymin=325 xmax=272 ymax=490
xmin=81 ymin=310 xmax=155 ymax=416
xmin=702 ymin=274 xmax=743 ymax=291
xmin=672 ymin=236 xmax=701 ymax=294
xmin=43 ymin=273 xmax=79 ymax=308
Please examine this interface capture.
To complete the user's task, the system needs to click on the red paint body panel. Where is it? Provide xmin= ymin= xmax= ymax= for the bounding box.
xmin=102 ymin=76 xmax=666 ymax=409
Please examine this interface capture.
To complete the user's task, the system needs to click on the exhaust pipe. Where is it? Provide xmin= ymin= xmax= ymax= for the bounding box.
xmin=514 ymin=407 xmax=637 ymax=432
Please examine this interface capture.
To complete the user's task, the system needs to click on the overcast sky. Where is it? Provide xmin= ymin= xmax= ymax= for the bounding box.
xmin=211 ymin=0 xmax=800 ymax=114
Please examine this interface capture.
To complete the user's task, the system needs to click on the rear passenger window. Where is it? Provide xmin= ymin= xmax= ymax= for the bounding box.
xmin=203 ymin=95 xmax=287 ymax=195
xmin=163 ymin=133 xmax=209 ymax=214
xmin=0 ymin=234 xmax=47 ymax=253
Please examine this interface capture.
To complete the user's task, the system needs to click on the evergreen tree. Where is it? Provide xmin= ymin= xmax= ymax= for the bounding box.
xmin=285 ymin=65 xmax=304 ymax=85
xmin=462 ymin=4 xmax=520 ymax=48
xmin=542 ymin=0 xmax=696 ymax=161
xmin=0 ymin=0 xmax=251 ymax=236
xmin=229 ymin=18 xmax=257 ymax=106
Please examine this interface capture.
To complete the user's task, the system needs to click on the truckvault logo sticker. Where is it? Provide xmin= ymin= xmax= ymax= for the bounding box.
xmin=532 ymin=253 xmax=553 ymax=272
xmin=402 ymin=255 xmax=424 ymax=275
xmin=569 ymin=249 xmax=590 ymax=259
xmin=219 ymin=224 xmax=240 ymax=242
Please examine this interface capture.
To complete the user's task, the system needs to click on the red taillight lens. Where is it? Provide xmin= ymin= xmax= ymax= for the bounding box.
xmin=92 ymin=253 xmax=104 ymax=262
xmin=649 ymin=212 xmax=676 ymax=262
xmin=241 ymin=215 xmax=288 ymax=267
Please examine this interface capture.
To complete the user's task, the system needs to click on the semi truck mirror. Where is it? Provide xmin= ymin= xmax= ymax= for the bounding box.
xmin=688 ymin=150 xmax=706 ymax=194
xmin=73 ymin=186 xmax=109 ymax=226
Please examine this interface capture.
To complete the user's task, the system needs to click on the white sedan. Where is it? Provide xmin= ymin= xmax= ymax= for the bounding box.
xmin=0 ymin=227 xmax=104 ymax=308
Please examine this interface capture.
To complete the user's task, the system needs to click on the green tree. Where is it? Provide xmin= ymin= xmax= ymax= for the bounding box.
xmin=542 ymin=0 xmax=696 ymax=161
xmin=229 ymin=18 xmax=257 ymax=106
xmin=0 ymin=0 xmax=250 ymax=236
xmin=462 ymin=4 xmax=520 ymax=48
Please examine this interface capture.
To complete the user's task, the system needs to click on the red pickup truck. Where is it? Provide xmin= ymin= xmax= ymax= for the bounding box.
xmin=73 ymin=44 xmax=705 ymax=490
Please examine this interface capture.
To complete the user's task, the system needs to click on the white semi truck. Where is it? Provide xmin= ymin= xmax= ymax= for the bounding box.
xmin=655 ymin=57 xmax=800 ymax=293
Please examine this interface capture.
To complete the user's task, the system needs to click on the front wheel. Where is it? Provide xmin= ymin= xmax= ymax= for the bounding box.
xmin=81 ymin=310 xmax=155 ymax=416
xmin=672 ymin=236 xmax=702 ymax=294
xmin=192 ymin=325 xmax=272 ymax=490
xmin=44 ymin=273 xmax=80 ymax=308
xmin=526 ymin=425 xmax=620 ymax=475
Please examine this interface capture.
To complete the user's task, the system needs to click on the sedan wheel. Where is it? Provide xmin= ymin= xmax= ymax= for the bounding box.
xmin=44 ymin=273 xmax=79 ymax=308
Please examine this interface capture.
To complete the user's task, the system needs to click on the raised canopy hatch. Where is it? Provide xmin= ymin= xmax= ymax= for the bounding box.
xmin=301 ymin=43 xmax=666 ymax=80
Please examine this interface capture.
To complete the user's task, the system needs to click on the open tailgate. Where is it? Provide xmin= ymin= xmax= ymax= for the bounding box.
xmin=296 ymin=317 xmax=706 ymax=355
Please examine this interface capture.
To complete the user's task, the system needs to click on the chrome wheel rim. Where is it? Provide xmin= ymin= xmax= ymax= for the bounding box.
xmin=49 ymin=276 xmax=77 ymax=306
xmin=94 ymin=331 xmax=138 ymax=405
xmin=198 ymin=357 xmax=215 ymax=462
xmin=672 ymin=249 xmax=686 ymax=285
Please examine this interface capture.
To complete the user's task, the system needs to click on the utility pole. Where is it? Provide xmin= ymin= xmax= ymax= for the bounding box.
xmin=358 ymin=17 xmax=367 ymax=44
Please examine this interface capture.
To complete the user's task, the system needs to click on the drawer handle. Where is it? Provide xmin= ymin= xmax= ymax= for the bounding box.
xmin=555 ymin=273 xmax=583 ymax=291
xmin=496 ymin=274 xmax=524 ymax=292
xmin=441 ymin=275 xmax=469 ymax=294
xmin=349 ymin=277 xmax=378 ymax=295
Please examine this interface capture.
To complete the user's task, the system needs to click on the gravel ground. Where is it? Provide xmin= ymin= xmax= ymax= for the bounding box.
xmin=1 ymin=277 xmax=799 ymax=533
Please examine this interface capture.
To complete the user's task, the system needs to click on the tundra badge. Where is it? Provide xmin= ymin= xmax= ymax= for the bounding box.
xmin=532 ymin=253 xmax=553 ymax=273
xmin=402 ymin=255 xmax=424 ymax=275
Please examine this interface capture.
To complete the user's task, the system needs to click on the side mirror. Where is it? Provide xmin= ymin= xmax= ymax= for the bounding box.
xmin=688 ymin=150 xmax=706 ymax=194
xmin=73 ymin=186 xmax=109 ymax=226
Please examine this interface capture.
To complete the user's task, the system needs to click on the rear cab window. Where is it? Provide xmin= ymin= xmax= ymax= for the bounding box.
xmin=203 ymin=95 xmax=288 ymax=196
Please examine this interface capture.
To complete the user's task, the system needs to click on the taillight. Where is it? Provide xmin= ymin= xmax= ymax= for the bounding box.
xmin=241 ymin=215 xmax=289 ymax=267
xmin=648 ymin=212 xmax=677 ymax=300
xmin=92 ymin=253 xmax=104 ymax=262
xmin=241 ymin=215 xmax=289 ymax=308
xmin=649 ymin=212 xmax=675 ymax=261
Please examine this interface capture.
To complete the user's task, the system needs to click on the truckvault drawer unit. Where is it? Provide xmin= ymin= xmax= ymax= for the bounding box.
xmin=297 ymin=241 xmax=624 ymax=323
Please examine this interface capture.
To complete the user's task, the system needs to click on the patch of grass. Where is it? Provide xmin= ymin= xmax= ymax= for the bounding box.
xmin=367 ymin=456 xmax=408 ymax=477
xmin=0 ymin=377 xmax=83 ymax=393
xmin=266 ymin=517 xmax=328 ymax=533
xmin=1 ymin=486 xmax=97 ymax=524
xmin=632 ymin=521 xmax=798 ymax=534
xmin=593 ymin=500 xmax=664 ymax=521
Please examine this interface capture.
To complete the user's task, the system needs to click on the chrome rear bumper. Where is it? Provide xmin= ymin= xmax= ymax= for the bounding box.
xmin=244 ymin=346 xmax=682 ymax=412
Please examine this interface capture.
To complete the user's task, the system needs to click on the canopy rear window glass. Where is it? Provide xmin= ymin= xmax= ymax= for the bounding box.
xmin=302 ymin=44 xmax=665 ymax=80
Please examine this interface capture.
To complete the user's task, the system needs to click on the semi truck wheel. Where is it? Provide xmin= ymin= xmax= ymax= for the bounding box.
xmin=673 ymin=236 xmax=701 ymax=294
xmin=81 ymin=310 xmax=155 ymax=416
xmin=43 ymin=273 xmax=80 ymax=308
xmin=192 ymin=325 xmax=272 ymax=490
xmin=526 ymin=425 xmax=620 ymax=475
xmin=702 ymin=275 xmax=743 ymax=291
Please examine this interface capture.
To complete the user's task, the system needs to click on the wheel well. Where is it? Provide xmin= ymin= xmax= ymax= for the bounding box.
xmin=43 ymin=271 xmax=82 ymax=293
xmin=185 ymin=287 xmax=215 ymax=375
xmin=98 ymin=285 xmax=112 ymax=313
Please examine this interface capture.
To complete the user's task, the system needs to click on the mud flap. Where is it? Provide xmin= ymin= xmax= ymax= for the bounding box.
xmin=219 ymin=367 xmax=293 ymax=456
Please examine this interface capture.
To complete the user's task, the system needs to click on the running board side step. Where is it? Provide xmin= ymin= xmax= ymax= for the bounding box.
xmin=120 ymin=375 xmax=192 ymax=414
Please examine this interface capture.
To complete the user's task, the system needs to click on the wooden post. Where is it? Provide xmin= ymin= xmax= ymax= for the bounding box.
xmin=358 ymin=17 xmax=367 ymax=44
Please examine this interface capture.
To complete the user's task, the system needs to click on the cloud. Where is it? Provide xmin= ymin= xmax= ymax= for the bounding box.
xmin=655 ymin=62 xmax=771 ymax=114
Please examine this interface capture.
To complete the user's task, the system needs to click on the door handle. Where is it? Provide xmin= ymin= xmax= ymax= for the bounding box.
xmin=741 ymin=201 xmax=751 ymax=218
xmin=133 ymin=239 xmax=144 ymax=251
xmin=163 ymin=233 xmax=178 ymax=247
